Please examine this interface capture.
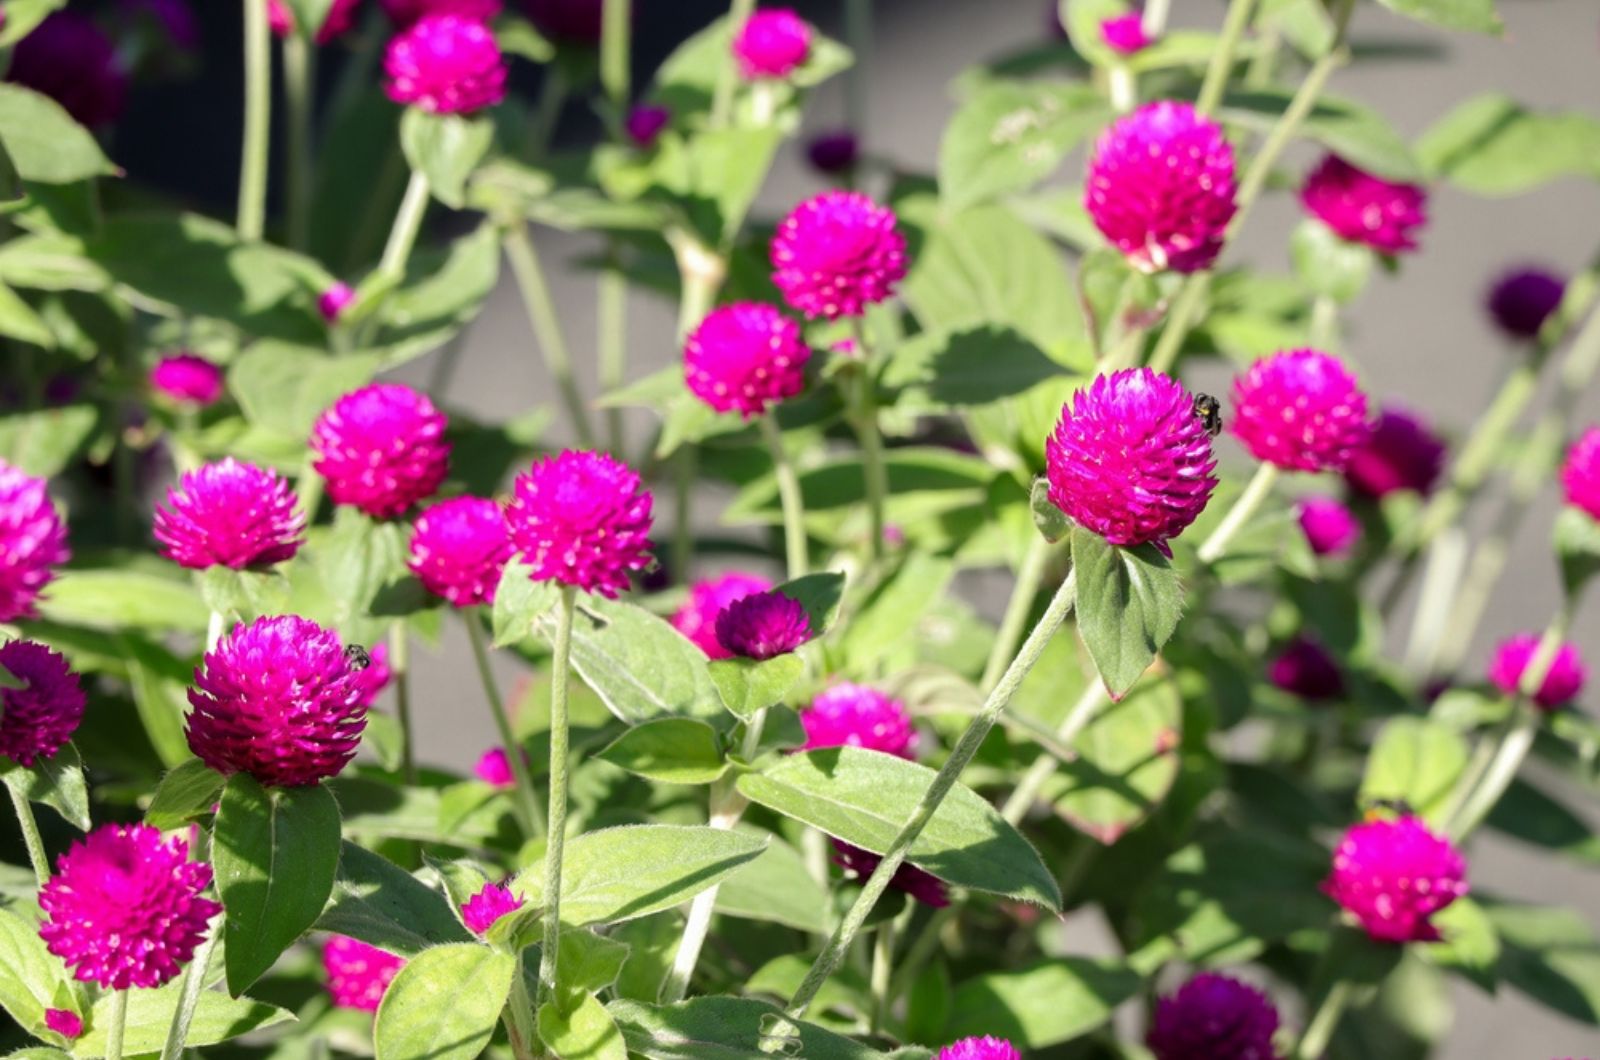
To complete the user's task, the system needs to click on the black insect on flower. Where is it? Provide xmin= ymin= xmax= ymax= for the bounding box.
xmin=343 ymin=644 xmax=371 ymax=671
xmin=1193 ymin=392 xmax=1223 ymax=438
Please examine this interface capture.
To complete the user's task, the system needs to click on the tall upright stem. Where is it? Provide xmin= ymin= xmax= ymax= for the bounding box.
xmin=237 ymin=0 xmax=271 ymax=241
xmin=504 ymin=220 xmax=596 ymax=448
xmin=710 ymin=0 xmax=756 ymax=130
xmin=538 ymin=588 xmax=578 ymax=1007
xmin=600 ymin=0 xmax=631 ymax=108
xmin=851 ymin=372 xmax=888 ymax=563
xmin=1001 ymin=681 xmax=1107 ymax=824
xmin=160 ymin=917 xmax=221 ymax=1060
xmin=1295 ymin=979 xmax=1353 ymax=1060
xmin=1146 ymin=275 xmax=1210 ymax=374
xmin=981 ymin=536 xmax=1052 ymax=691
xmin=761 ymin=414 xmax=809 ymax=578
xmin=283 ymin=33 xmax=316 ymax=252
xmin=1195 ymin=0 xmax=1259 ymax=115
xmin=464 ymin=615 xmax=546 ymax=838
xmin=105 ymin=989 xmax=130 ymax=1060
xmin=7 ymin=785 xmax=49 ymax=886
xmin=379 ymin=171 xmax=432 ymax=284
xmin=1197 ymin=463 xmax=1280 ymax=564
xmin=388 ymin=623 xmax=416 ymax=785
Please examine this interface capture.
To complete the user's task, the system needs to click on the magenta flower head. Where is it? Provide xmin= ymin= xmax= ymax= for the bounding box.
xmin=0 ymin=641 xmax=86 ymax=768
xmin=318 ymin=281 xmax=356 ymax=323
xmin=461 ymin=881 xmax=525 ymax=935
xmin=1147 ymin=972 xmax=1280 ymax=1060
xmin=937 ymin=1037 xmax=1022 ymax=1060
xmin=684 ymin=303 xmax=812 ymax=418
xmin=311 ymin=383 xmax=451 ymax=519
xmin=1324 ymin=814 xmax=1468 ymax=943
xmin=44 ymin=1009 xmax=83 ymax=1040
xmin=7 ymin=12 xmax=130 ymax=128
xmin=624 ymin=103 xmax=671 ymax=148
xmin=806 ymin=129 xmax=860 ymax=175
xmin=187 ymin=615 xmax=370 ymax=787
xmin=771 ymin=190 xmax=908 ymax=320
xmin=149 ymin=353 xmax=225 ymax=408
xmin=384 ymin=13 xmax=508 ymax=114
xmin=1045 ymin=368 xmax=1218 ymax=552
xmin=1487 ymin=633 xmax=1586 ymax=710
xmin=0 ymin=460 xmax=70 ymax=624
xmin=324 ymin=935 xmax=405 ymax=1011
xmin=1343 ymin=406 xmax=1446 ymax=499
xmin=1230 ymin=350 xmax=1371 ymax=472
xmin=506 ymin=450 xmax=654 ymax=598
xmin=39 ymin=824 xmax=220 ymax=990
xmin=1297 ymin=496 xmax=1361 ymax=557
xmin=733 ymin=8 xmax=812 ymax=80
xmin=1268 ymin=636 xmax=1344 ymax=702
xmin=1085 ymin=100 xmax=1237 ymax=274
xmin=1100 ymin=13 xmax=1150 ymax=54
xmin=802 ymin=682 xmax=916 ymax=759
xmin=714 ymin=590 xmax=812 ymax=660
xmin=671 ymin=572 xmax=773 ymax=658
xmin=525 ymin=0 xmax=603 ymax=43
xmin=833 ymin=841 xmax=948 ymax=907
xmin=382 ymin=0 xmax=502 ymax=28
xmin=408 ymin=496 xmax=513 ymax=608
xmin=1301 ymin=154 xmax=1427 ymax=256
xmin=475 ymin=746 xmax=529 ymax=787
xmin=1487 ymin=267 xmax=1565 ymax=341
xmin=154 ymin=458 xmax=304 ymax=571
xmin=1561 ymin=426 xmax=1600 ymax=521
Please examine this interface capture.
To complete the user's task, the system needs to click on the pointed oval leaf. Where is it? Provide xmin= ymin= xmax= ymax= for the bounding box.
xmin=72 ymin=985 xmax=293 ymax=1057
xmin=607 ymin=997 xmax=890 ymax=1060
xmin=0 ymin=908 xmax=71 ymax=1038
xmin=707 ymin=655 xmax=805 ymax=723
xmin=318 ymin=842 xmax=473 ymax=957
xmin=1070 ymin=527 xmax=1184 ymax=698
xmin=596 ymin=718 xmax=727 ymax=784
xmin=944 ymin=957 xmax=1141 ymax=1047
xmin=543 ymin=597 xmax=722 ymax=723
xmin=0 ymin=84 xmax=117 ymax=184
xmin=144 ymin=759 xmax=226 ymax=832
xmin=1358 ymin=717 xmax=1470 ymax=828
xmin=538 ymin=991 xmax=627 ymax=1060
xmin=492 ymin=559 xmax=559 ymax=647
xmin=374 ymin=943 xmax=516 ymax=1060
xmin=1 ymin=744 xmax=90 ymax=830
xmin=1039 ymin=678 xmax=1181 ymax=844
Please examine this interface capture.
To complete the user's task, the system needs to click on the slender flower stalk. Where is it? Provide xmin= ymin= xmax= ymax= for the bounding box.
xmin=1295 ymin=979 xmax=1354 ymax=1060
xmin=159 ymin=917 xmax=221 ymax=1060
xmin=710 ymin=0 xmax=757 ymax=130
xmin=6 ymin=785 xmax=49 ymax=886
xmin=1196 ymin=463 xmax=1280 ymax=564
xmin=869 ymin=914 xmax=896 ymax=1033
xmin=980 ymin=536 xmax=1053 ymax=691
xmin=537 ymin=587 xmax=578 ymax=1007
xmin=1141 ymin=0 xmax=1172 ymax=37
xmin=282 ymin=32 xmax=316 ymax=251
xmin=106 ymin=989 xmax=129 ymax=1060
xmin=389 ymin=622 xmax=416 ymax=785
xmin=600 ymin=0 xmax=630 ymax=107
xmin=504 ymin=220 xmax=596 ymax=447
xmin=761 ymin=414 xmax=809 ymax=578
xmin=1194 ymin=0 xmax=1259 ymax=116
xmin=379 ymin=171 xmax=432 ymax=285
xmin=464 ymin=615 xmax=544 ymax=837
xmin=238 ymin=0 xmax=271 ymax=241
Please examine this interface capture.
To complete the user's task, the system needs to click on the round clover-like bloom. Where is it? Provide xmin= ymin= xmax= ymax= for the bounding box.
xmin=525 ymin=0 xmax=603 ymax=42
xmin=505 ymin=450 xmax=654 ymax=598
xmin=1268 ymin=636 xmax=1344 ymax=702
xmin=268 ymin=0 xmax=361 ymax=43
xmin=382 ymin=0 xmax=502 ymax=27
xmin=1100 ymin=13 xmax=1150 ymax=54
xmin=807 ymin=129 xmax=859 ymax=175
xmin=1301 ymin=154 xmax=1427 ymax=256
xmin=1045 ymin=368 xmax=1218 ymax=551
xmin=187 ymin=616 xmax=370 ymax=787
xmin=1085 ymin=100 xmax=1237 ymax=274
xmin=1487 ymin=267 xmax=1565 ymax=341
xmin=0 ymin=641 xmax=86 ymax=768
xmin=802 ymin=682 xmax=916 ymax=759
xmin=1147 ymin=972 xmax=1281 ymax=1060
xmin=324 ymin=935 xmax=405 ymax=1011
xmin=733 ymin=8 xmax=811 ymax=79
xmin=475 ymin=746 xmax=530 ymax=787
xmin=154 ymin=458 xmax=305 ymax=571
xmin=671 ymin=572 xmax=773 ymax=659
xmin=39 ymin=824 xmax=220 ymax=990
xmin=625 ymin=103 xmax=670 ymax=147
xmin=384 ymin=13 xmax=508 ymax=115
xmin=44 ymin=1009 xmax=83 ymax=1040
xmin=311 ymin=383 xmax=451 ymax=519
xmin=1343 ymin=407 xmax=1446 ymax=499
xmin=832 ymin=841 xmax=948 ymax=907
xmin=461 ymin=881 xmax=524 ymax=935
xmin=408 ymin=496 xmax=513 ymax=607
xmin=1324 ymin=814 xmax=1468 ymax=943
xmin=0 ymin=460 xmax=70 ymax=623
xmin=7 ymin=12 xmax=130 ymax=128
xmin=1562 ymin=426 xmax=1600 ymax=521
xmin=318 ymin=281 xmax=355 ymax=323
xmin=714 ymin=590 xmax=811 ymax=660
xmin=1487 ymin=633 xmax=1586 ymax=710
xmin=1230 ymin=350 xmax=1371 ymax=472
xmin=936 ymin=1037 xmax=1021 ymax=1060
xmin=1298 ymin=496 xmax=1361 ymax=557
xmin=684 ymin=303 xmax=811 ymax=418
xmin=149 ymin=353 xmax=225 ymax=407
xmin=770 ymin=190 xmax=908 ymax=320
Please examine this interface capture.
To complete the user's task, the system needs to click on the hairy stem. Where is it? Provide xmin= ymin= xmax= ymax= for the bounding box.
xmin=761 ymin=414 xmax=809 ymax=578
xmin=379 ymin=170 xmax=431 ymax=285
xmin=1000 ymin=680 xmax=1107 ymax=825
xmin=237 ymin=0 xmax=271 ymax=241
xmin=1197 ymin=462 xmax=1280 ymax=564
xmin=504 ymin=220 xmax=596 ymax=448
xmin=6 ymin=784 xmax=49 ymax=887
xmin=282 ymin=32 xmax=316 ymax=252
xmin=537 ymin=588 xmax=578 ymax=1007
xmin=1195 ymin=0 xmax=1259 ymax=116
xmin=598 ymin=255 xmax=628 ymax=454
xmin=1295 ymin=978 xmax=1353 ymax=1060
xmin=160 ymin=917 xmax=221 ymax=1060
xmin=106 ymin=989 xmax=130 ymax=1060
xmin=465 ymin=615 xmax=546 ymax=838
xmin=600 ymin=0 xmax=631 ymax=107
xmin=980 ymin=536 xmax=1053 ymax=691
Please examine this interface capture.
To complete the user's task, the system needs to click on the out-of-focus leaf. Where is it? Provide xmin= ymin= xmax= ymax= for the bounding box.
xmin=1417 ymin=94 xmax=1600 ymax=196
xmin=1374 ymin=0 xmax=1501 ymax=34
xmin=0 ymin=404 xmax=100 ymax=478
xmin=1359 ymin=718 xmax=1470 ymax=828
xmin=72 ymin=984 xmax=293 ymax=1057
xmin=944 ymin=958 xmax=1141 ymax=1048
xmin=1040 ymin=677 xmax=1181 ymax=843
xmin=0 ymin=85 xmax=118 ymax=184
xmin=317 ymin=842 xmax=473 ymax=957
xmin=1221 ymin=90 xmax=1422 ymax=182
xmin=229 ymin=343 xmax=382 ymax=437
xmin=1554 ymin=506 xmax=1600 ymax=601
xmin=607 ymin=997 xmax=887 ymax=1060
xmin=399 ymin=109 xmax=494 ymax=209
xmin=882 ymin=327 xmax=1067 ymax=412
xmin=375 ymin=943 xmax=515 ymax=1060
xmin=1291 ymin=218 xmax=1375 ymax=305
xmin=713 ymin=827 xmax=829 ymax=933
xmin=938 ymin=80 xmax=1108 ymax=211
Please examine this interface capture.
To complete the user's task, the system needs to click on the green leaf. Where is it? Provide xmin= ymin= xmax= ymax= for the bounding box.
xmin=492 ymin=559 xmax=559 ymax=647
xmin=596 ymin=718 xmax=727 ymax=784
xmin=552 ymin=596 xmax=723 ymax=724
xmin=374 ymin=943 xmax=516 ymax=1060
xmin=1417 ymin=94 xmax=1600 ymax=196
xmin=1221 ymin=90 xmax=1423 ymax=183
xmin=214 ymin=774 xmax=343 ymax=994
xmin=230 ymin=344 xmax=383 ymax=439
xmin=539 ymin=992 xmax=627 ymax=1060
xmin=518 ymin=824 xmax=768 ymax=927
xmin=0 ymin=404 xmax=101 ymax=478
xmin=145 ymin=759 xmax=226 ymax=832
xmin=1554 ymin=506 xmax=1600 ymax=601
xmin=318 ymin=842 xmax=474 ymax=956
xmin=1358 ymin=717 xmax=1470 ymax=828
xmin=315 ymin=508 xmax=409 ymax=627
xmin=198 ymin=567 xmax=291 ymax=624
xmin=0 ymin=908 xmax=70 ymax=1038
xmin=36 ymin=559 xmax=208 ymax=633
xmin=773 ymin=571 xmax=847 ymax=635
xmin=944 ymin=957 xmax=1142 ymax=1048
xmin=497 ymin=15 xmax=555 ymax=61
xmin=0 ymin=0 xmax=68 ymax=48
xmin=938 ymin=81 xmax=1109 ymax=211
xmin=555 ymin=928 xmax=632 ymax=1001
xmin=0 ymin=281 xmax=52 ymax=346
xmin=1375 ymin=0 xmax=1502 ymax=34
xmin=1029 ymin=478 xmax=1070 ymax=543
xmin=736 ymin=747 xmax=1061 ymax=909
xmin=607 ymin=997 xmax=890 ymax=1060
xmin=838 ymin=552 xmax=955 ymax=675
xmin=1420 ymin=896 xmax=1500 ymax=990
xmin=882 ymin=327 xmax=1066 ymax=412
xmin=707 ymin=655 xmax=805 ymax=723
xmin=0 ymin=85 xmax=118 ymax=185
xmin=72 ymin=984 xmax=293 ymax=1058
xmin=1070 ymin=528 xmax=1185 ymax=699
xmin=1039 ymin=677 xmax=1181 ymax=843
xmin=400 ymin=109 xmax=495 ymax=210
xmin=119 ymin=634 xmax=196 ymax=769
xmin=1486 ymin=900 xmax=1600 ymax=1024
xmin=1291 ymin=218 xmax=1375 ymax=305
xmin=1486 ymin=776 xmax=1600 ymax=866
xmin=1 ymin=744 xmax=90 ymax=831
xmin=713 ymin=828 xmax=829 ymax=933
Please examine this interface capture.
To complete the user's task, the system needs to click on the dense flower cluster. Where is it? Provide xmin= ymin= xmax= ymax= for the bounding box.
xmin=381 ymin=0 xmax=502 ymax=27
xmin=684 ymin=303 xmax=811 ymax=417
xmin=714 ymin=590 xmax=812 ymax=659
xmin=733 ymin=8 xmax=812 ymax=79
xmin=311 ymin=383 xmax=451 ymax=518
xmin=324 ymin=935 xmax=405 ymax=1011
xmin=771 ymin=191 xmax=907 ymax=319
xmin=408 ymin=496 xmax=513 ymax=607
xmin=1229 ymin=350 xmax=1371 ymax=472
xmin=1487 ymin=267 xmax=1565 ymax=340
xmin=802 ymin=682 xmax=916 ymax=758
xmin=461 ymin=881 xmax=525 ymax=934
xmin=0 ymin=460 xmax=70 ymax=623
xmin=149 ymin=353 xmax=225 ymax=407
xmin=832 ymin=841 xmax=949 ymax=907
xmin=1562 ymin=427 xmax=1600 ymax=521
xmin=1147 ymin=973 xmax=1281 ymax=1060
xmin=1268 ymin=636 xmax=1344 ymax=701
xmin=0 ymin=641 xmax=86 ymax=767
xmin=671 ymin=572 xmax=773 ymax=658
xmin=506 ymin=450 xmax=654 ymax=597
xmin=936 ymin=1038 xmax=1021 ymax=1060
xmin=1100 ymin=13 xmax=1150 ymax=53
xmin=625 ymin=103 xmax=671 ymax=147
xmin=1324 ymin=814 xmax=1468 ymax=942
xmin=1297 ymin=496 xmax=1361 ymax=557
xmin=1301 ymin=154 xmax=1428 ymax=255
xmin=153 ymin=458 xmax=304 ymax=570
xmin=807 ymin=129 xmax=859 ymax=174
xmin=1343 ymin=407 xmax=1446 ymax=498
xmin=384 ymin=12 xmax=507 ymax=114
xmin=1487 ymin=633 xmax=1586 ymax=710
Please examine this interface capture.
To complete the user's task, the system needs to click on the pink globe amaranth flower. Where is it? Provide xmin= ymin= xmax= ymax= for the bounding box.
xmin=0 ymin=641 xmax=86 ymax=768
xmin=936 ymin=1037 xmax=1021 ymax=1060
xmin=1100 ymin=13 xmax=1150 ymax=54
xmin=1297 ymin=496 xmax=1361 ymax=557
xmin=0 ymin=460 xmax=71 ymax=623
xmin=153 ymin=458 xmax=305 ymax=571
xmin=268 ymin=0 xmax=362 ymax=43
xmin=1487 ymin=633 xmax=1586 ymax=710
xmin=807 ymin=129 xmax=859 ymax=175
xmin=1343 ymin=407 xmax=1446 ymax=499
xmin=1268 ymin=636 xmax=1344 ymax=702
xmin=461 ymin=881 xmax=524 ymax=934
xmin=311 ymin=383 xmax=451 ymax=519
xmin=714 ymin=590 xmax=812 ymax=660
xmin=684 ymin=303 xmax=812 ymax=418
xmin=187 ymin=615 xmax=370 ymax=787
xmin=625 ymin=103 xmax=670 ymax=148
xmin=324 ymin=935 xmax=405 ymax=1011
xmin=39 ymin=824 xmax=220 ymax=990
xmin=1301 ymin=154 xmax=1428 ymax=256
xmin=802 ymin=682 xmax=916 ymax=759
xmin=671 ymin=572 xmax=773 ymax=659
xmin=770 ymin=190 xmax=908 ymax=320
xmin=1085 ymin=100 xmax=1237 ymax=274
xmin=505 ymin=450 xmax=654 ymax=599
xmin=1324 ymin=814 xmax=1468 ymax=943
xmin=1229 ymin=349 xmax=1371 ymax=473
xmin=1147 ymin=972 xmax=1280 ymax=1060
xmin=318 ymin=281 xmax=356 ymax=323
xmin=1487 ymin=267 xmax=1565 ymax=341
xmin=475 ymin=746 xmax=530 ymax=786
xmin=524 ymin=0 xmax=602 ymax=43
xmin=382 ymin=0 xmax=502 ymax=28
xmin=733 ymin=8 xmax=812 ymax=79
xmin=1561 ymin=426 xmax=1600 ymax=521
xmin=149 ymin=353 xmax=225 ymax=407
xmin=409 ymin=496 xmax=513 ymax=607
xmin=6 ymin=12 xmax=130 ymax=128
xmin=44 ymin=1008 xmax=83 ymax=1040
xmin=832 ymin=840 xmax=948 ymax=907
xmin=384 ymin=13 xmax=508 ymax=115
xmin=1045 ymin=368 xmax=1218 ymax=551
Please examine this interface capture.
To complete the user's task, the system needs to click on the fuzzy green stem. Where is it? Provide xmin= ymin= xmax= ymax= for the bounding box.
xmin=853 ymin=402 xmax=888 ymax=563
xmin=1197 ymin=462 xmax=1279 ymax=564
xmin=530 ymin=68 xmax=568 ymax=157
xmin=465 ymin=615 xmax=545 ymax=838
xmin=710 ymin=0 xmax=756 ymax=130
xmin=106 ymin=989 xmax=130 ymax=1060
xmin=379 ymin=170 xmax=431 ymax=284
xmin=538 ymin=588 xmax=578 ymax=1008
xmin=761 ymin=414 xmax=809 ymax=579
xmin=600 ymin=0 xmax=631 ymax=107
xmin=1195 ymin=0 xmax=1259 ymax=116
xmin=981 ymin=536 xmax=1053 ymax=691
xmin=7 ymin=784 xmax=49 ymax=887
xmin=786 ymin=570 xmax=1078 ymax=1017
xmin=598 ymin=256 xmax=628 ymax=454
xmin=389 ymin=623 xmax=415 ymax=785
xmin=237 ymin=0 xmax=271 ymax=241
xmin=160 ymin=918 xmax=220 ymax=1060
xmin=672 ymin=447 xmax=698 ymax=586
xmin=282 ymin=32 xmax=316 ymax=252
xmin=869 ymin=917 xmax=895 ymax=1033
xmin=504 ymin=221 xmax=596 ymax=448
xmin=1146 ymin=273 xmax=1210 ymax=374
xmin=1295 ymin=979 xmax=1353 ymax=1060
